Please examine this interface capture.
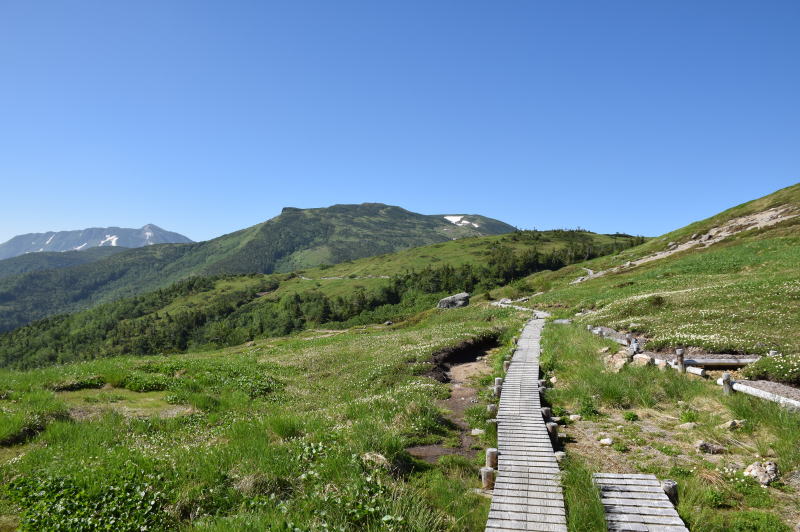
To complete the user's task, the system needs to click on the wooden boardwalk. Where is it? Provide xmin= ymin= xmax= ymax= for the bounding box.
xmin=592 ymin=473 xmax=688 ymax=531
xmin=486 ymin=318 xmax=567 ymax=532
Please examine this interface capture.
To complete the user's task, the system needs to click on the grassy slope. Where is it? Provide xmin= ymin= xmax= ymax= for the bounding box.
xmin=268 ymin=230 xmax=640 ymax=300
xmin=0 ymin=228 xmax=640 ymax=369
xmin=0 ymin=204 xmax=513 ymax=333
xmin=0 ymin=305 xmax=524 ymax=531
xmin=504 ymin=183 xmax=800 ymax=354
xmin=542 ymin=323 xmax=799 ymax=531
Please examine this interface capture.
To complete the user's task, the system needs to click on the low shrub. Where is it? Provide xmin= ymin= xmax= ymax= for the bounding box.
xmin=6 ymin=468 xmax=173 ymax=530
xmin=742 ymin=354 xmax=800 ymax=386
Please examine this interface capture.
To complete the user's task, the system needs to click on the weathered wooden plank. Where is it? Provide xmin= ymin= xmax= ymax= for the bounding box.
xmin=593 ymin=473 xmax=688 ymax=531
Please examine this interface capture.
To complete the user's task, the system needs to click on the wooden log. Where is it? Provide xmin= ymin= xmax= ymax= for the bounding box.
xmin=546 ymin=422 xmax=558 ymax=445
xmin=675 ymin=348 xmax=686 ymax=374
xmin=480 ymin=467 xmax=495 ymax=490
xmin=661 ymin=479 xmax=678 ymax=505
xmin=732 ymin=382 xmax=800 ymax=410
xmin=486 ymin=448 xmax=498 ymax=468
xmin=721 ymin=373 xmax=733 ymax=395
xmin=686 ymin=358 xmax=760 ymax=367
xmin=541 ymin=407 xmax=552 ymax=420
xmin=494 ymin=377 xmax=504 ymax=388
xmin=503 ymin=360 xmax=510 ymax=372
xmin=686 ymin=366 xmax=707 ymax=378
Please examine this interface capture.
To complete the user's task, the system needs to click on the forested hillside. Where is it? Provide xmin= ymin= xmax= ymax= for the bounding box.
xmin=0 ymin=229 xmax=641 ymax=368
xmin=0 ymin=247 xmax=127 ymax=280
xmin=0 ymin=204 xmax=514 ymax=333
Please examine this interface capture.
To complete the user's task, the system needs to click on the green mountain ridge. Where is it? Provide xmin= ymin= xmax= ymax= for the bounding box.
xmin=0 ymin=247 xmax=129 ymax=280
xmin=0 ymin=203 xmax=515 ymax=333
xmin=0 ymin=228 xmax=641 ymax=368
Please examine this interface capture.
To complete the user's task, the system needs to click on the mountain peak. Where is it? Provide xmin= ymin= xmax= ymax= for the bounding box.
xmin=0 ymin=225 xmax=193 ymax=260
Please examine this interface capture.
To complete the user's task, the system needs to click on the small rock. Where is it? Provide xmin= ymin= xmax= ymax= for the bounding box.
xmin=696 ymin=440 xmax=725 ymax=454
xmin=718 ymin=419 xmax=746 ymax=430
xmin=471 ymin=428 xmax=485 ymax=436
xmin=384 ymin=320 xmax=393 ymax=326
xmin=744 ymin=461 xmax=779 ymax=486
xmin=599 ymin=438 xmax=614 ymax=446
xmin=362 ymin=452 xmax=390 ymax=469
xmin=553 ymin=319 xmax=572 ymax=324
xmin=554 ymin=451 xmax=566 ymax=462
xmin=784 ymin=470 xmax=800 ymax=490
xmin=632 ymin=354 xmax=654 ymax=366
xmin=244 ymin=341 xmax=255 ymax=347
xmin=549 ymin=376 xmax=558 ymax=384
xmin=551 ymin=416 xmax=563 ymax=424
xmin=677 ymin=422 xmax=698 ymax=430
xmin=598 ymin=347 xmax=610 ymax=354
xmin=569 ymin=414 xmax=582 ymax=422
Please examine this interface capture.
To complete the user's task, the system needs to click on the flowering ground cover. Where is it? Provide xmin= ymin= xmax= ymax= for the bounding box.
xmin=0 ymin=305 xmax=524 ymax=531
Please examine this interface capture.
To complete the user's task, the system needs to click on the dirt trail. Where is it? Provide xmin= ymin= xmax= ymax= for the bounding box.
xmin=407 ymin=346 xmax=495 ymax=462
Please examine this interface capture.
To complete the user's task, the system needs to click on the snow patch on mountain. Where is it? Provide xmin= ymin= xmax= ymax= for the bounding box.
xmin=443 ymin=215 xmax=480 ymax=228
xmin=74 ymin=243 xmax=88 ymax=250
xmin=99 ymin=235 xmax=119 ymax=247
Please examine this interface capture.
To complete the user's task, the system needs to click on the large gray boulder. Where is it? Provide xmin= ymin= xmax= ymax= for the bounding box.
xmin=437 ymin=292 xmax=470 ymax=309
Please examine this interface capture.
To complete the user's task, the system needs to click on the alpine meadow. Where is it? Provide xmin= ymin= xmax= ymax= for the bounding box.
xmin=2 ymin=2 xmax=800 ymax=531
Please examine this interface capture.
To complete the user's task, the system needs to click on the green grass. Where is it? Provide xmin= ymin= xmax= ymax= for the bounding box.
xmin=516 ymin=214 xmax=800 ymax=357
xmin=0 ymin=305 xmax=526 ymax=530
xmin=560 ymin=456 xmax=607 ymax=531
xmin=542 ymin=323 xmax=800 ymax=530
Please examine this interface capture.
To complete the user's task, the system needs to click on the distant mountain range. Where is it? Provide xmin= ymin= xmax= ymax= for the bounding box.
xmin=0 ymin=224 xmax=193 ymax=260
xmin=0 ymin=203 xmax=516 ymax=332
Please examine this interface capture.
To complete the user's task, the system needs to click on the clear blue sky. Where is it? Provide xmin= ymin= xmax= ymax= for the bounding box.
xmin=1 ymin=1 xmax=798 ymax=243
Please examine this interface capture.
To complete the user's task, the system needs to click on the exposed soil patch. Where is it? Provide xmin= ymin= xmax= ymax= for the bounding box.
xmin=425 ymin=335 xmax=500 ymax=383
xmin=409 ymin=338 xmax=498 ymax=463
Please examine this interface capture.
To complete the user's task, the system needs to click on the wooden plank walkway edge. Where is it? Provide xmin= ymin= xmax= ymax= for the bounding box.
xmin=485 ymin=318 xmax=568 ymax=532
xmin=592 ymin=473 xmax=689 ymax=531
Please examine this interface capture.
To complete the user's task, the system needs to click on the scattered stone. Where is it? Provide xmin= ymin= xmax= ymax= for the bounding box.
xmin=362 ymin=452 xmax=390 ymax=469
xmin=569 ymin=414 xmax=582 ymax=422
xmin=383 ymin=320 xmax=393 ymax=326
xmin=677 ymin=422 xmax=698 ymax=430
xmin=784 ymin=470 xmax=800 ymax=490
xmin=552 ymin=319 xmax=572 ymax=324
xmin=718 ymin=419 xmax=747 ymax=431
xmin=554 ymin=451 xmax=566 ymax=462
xmin=244 ymin=341 xmax=255 ymax=347
xmin=471 ymin=428 xmax=485 ymax=436
xmin=696 ymin=440 xmax=725 ymax=454
xmin=549 ymin=376 xmax=558 ymax=384
xmin=551 ymin=416 xmax=563 ymax=424
xmin=632 ymin=354 xmax=654 ymax=366
xmin=598 ymin=347 xmax=610 ymax=354
xmin=744 ymin=461 xmax=779 ymax=486
xmin=499 ymin=298 xmax=512 ymax=305
xmin=233 ymin=473 xmax=269 ymax=495
xmin=437 ymin=292 xmax=470 ymax=309
xmin=599 ymin=437 xmax=614 ymax=446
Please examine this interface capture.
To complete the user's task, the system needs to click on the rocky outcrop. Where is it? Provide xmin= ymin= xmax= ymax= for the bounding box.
xmin=437 ymin=292 xmax=470 ymax=309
